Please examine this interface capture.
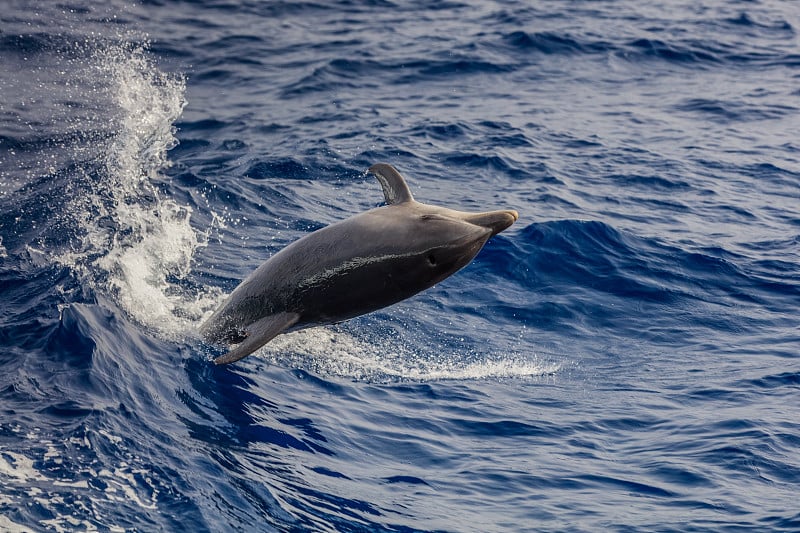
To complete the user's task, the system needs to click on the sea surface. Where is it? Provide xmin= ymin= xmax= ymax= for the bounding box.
xmin=1 ymin=1 xmax=799 ymax=531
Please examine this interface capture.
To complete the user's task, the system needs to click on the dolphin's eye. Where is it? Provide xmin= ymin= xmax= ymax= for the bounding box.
xmin=427 ymin=254 xmax=437 ymax=266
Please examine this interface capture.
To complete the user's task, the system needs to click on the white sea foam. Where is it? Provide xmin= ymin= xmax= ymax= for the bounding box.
xmin=0 ymin=428 xmax=159 ymax=532
xmin=255 ymin=327 xmax=560 ymax=382
xmin=0 ymin=515 xmax=36 ymax=533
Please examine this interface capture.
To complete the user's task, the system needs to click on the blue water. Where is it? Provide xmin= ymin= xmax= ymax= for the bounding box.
xmin=1 ymin=0 xmax=799 ymax=530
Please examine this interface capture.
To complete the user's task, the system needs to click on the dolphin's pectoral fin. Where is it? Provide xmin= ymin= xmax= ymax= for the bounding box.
xmin=368 ymin=163 xmax=414 ymax=205
xmin=213 ymin=312 xmax=300 ymax=365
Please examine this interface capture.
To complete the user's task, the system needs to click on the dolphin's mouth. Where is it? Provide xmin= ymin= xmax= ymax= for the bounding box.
xmin=461 ymin=209 xmax=519 ymax=236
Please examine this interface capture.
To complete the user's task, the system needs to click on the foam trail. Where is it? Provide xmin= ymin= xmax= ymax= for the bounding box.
xmin=254 ymin=327 xmax=561 ymax=382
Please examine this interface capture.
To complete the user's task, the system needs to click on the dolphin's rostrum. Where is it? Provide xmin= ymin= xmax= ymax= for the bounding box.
xmin=200 ymin=163 xmax=518 ymax=364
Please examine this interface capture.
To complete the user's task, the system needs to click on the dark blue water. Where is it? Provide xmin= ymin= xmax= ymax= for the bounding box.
xmin=2 ymin=1 xmax=799 ymax=531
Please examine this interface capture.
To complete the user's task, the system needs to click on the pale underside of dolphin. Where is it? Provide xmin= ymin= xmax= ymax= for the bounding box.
xmin=199 ymin=163 xmax=518 ymax=364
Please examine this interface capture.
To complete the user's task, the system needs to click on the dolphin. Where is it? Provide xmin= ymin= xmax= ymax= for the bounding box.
xmin=200 ymin=163 xmax=518 ymax=364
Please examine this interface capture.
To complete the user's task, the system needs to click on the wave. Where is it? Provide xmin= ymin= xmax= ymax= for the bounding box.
xmin=489 ymin=13 xmax=798 ymax=68
xmin=501 ymin=30 xmax=613 ymax=55
xmin=623 ymin=37 xmax=723 ymax=64
xmin=497 ymin=219 xmax=798 ymax=352
xmin=280 ymin=55 xmax=514 ymax=98
xmin=674 ymin=97 xmax=797 ymax=123
xmin=2 ymin=301 xmax=210 ymax=532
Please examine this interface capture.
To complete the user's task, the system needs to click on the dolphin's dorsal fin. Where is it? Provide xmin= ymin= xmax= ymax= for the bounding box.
xmin=368 ymin=163 xmax=414 ymax=205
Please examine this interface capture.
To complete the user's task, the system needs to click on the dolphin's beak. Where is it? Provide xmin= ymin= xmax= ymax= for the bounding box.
xmin=460 ymin=209 xmax=519 ymax=236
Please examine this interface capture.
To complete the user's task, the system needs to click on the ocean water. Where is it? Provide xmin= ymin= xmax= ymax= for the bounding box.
xmin=1 ymin=0 xmax=799 ymax=531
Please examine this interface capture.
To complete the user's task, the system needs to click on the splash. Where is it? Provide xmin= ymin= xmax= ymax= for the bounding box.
xmin=59 ymin=40 xmax=222 ymax=339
